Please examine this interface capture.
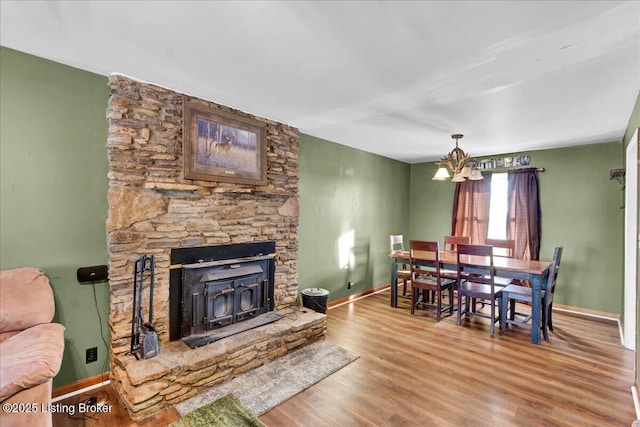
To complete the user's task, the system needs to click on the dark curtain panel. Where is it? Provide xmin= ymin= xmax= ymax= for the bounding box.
xmin=506 ymin=169 xmax=541 ymax=260
xmin=451 ymin=174 xmax=492 ymax=244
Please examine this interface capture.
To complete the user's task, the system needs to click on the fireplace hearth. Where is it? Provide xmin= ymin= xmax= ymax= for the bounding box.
xmin=169 ymin=241 xmax=276 ymax=342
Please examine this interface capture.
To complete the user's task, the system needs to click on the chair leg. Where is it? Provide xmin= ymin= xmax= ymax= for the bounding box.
xmin=541 ymin=303 xmax=550 ymax=341
xmin=410 ymin=287 xmax=417 ymax=315
xmin=436 ymin=288 xmax=442 ymax=322
xmin=490 ymin=300 xmax=495 ymax=334
xmin=548 ymin=302 xmax=554 ymax=332
xmin=402 ymin=279 xmax=407 ymax=297
xmin=456 ymin=292 xmax=462 ymax=325
xmin=499 ymin=293 xmax=506 ymax=330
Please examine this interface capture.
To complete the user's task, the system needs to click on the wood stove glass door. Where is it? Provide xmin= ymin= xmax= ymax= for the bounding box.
xmin=234 ymin=275 xmax=260 ymax=322
xmin=206 ymin=279 xmax=234 ymax=330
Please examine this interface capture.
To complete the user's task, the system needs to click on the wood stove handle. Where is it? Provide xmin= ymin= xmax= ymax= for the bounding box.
xmin=191 ymin=293 xmax=199 ymax=326
xmin=262 ymin=279 xmax=268 ymax=308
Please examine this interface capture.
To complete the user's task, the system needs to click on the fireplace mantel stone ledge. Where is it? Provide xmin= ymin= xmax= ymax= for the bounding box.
xmin=111 ymin=309 xmax=326 ymax=421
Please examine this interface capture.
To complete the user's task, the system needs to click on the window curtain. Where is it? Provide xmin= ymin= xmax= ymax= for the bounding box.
xmin=506 ymin=169 xmax=541 ymax=260
xmin=451 ymin=173 xmax=491 ymax=244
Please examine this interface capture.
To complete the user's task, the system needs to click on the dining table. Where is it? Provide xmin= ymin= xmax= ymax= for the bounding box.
xmin=389 ymin=250 xmax=552 ymax=344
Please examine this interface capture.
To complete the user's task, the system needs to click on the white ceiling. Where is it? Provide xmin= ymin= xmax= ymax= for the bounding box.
xmin=1 ymin=1 xmax=639 ymax=163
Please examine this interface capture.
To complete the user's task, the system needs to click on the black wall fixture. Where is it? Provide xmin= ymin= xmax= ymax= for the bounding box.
xmin=77 ymin=265 xmax=109 ymax=283
xmin=610 ymin=168 xmax=626 ymax=189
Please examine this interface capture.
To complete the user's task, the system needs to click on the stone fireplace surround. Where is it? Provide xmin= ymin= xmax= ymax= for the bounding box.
xmin=106 ymin=75 xmax=326 ymax=420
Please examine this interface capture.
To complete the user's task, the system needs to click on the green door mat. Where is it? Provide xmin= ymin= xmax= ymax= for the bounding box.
xmin=170 ymin=394 xmax=265 ymax=427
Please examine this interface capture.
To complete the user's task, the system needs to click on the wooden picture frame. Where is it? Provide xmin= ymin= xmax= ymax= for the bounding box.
xmin=183 ymin=100 xmax=267 ymax=185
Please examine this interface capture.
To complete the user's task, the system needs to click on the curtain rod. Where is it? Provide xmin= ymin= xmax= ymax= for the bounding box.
xmin=481 ymin=167 xmax=545 ymax=173
xmin=516 ymin=167 xmax=545 ymax=172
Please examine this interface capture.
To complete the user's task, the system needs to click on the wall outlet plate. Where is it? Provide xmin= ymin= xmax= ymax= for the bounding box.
xmin=86 ymin=347 xmax=98 ymax=363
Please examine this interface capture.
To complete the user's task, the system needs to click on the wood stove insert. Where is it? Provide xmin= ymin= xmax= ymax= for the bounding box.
xmin=181 ymin=255 xmax=270 ymax=335
xmin=169 ymin=242 xmax=277 ymax=345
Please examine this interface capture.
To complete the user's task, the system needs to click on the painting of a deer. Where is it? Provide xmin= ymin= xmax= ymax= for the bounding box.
xmin=203 ymin=123 xmax=234 ymax=156
xmin=215 ymin=134 xmax=233 ymax=153
xmin=185 ymin=100 xmax=265 ymax=184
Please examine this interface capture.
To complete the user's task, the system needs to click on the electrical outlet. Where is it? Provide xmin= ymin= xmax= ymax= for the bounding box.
xmin=86 ymin=347 xmax=98 ymax=364
xmin=347 ymin=281 xmax=353 ymax=289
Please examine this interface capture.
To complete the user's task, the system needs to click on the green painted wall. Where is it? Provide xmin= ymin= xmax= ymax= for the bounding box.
xmin=0 ymin=47 xmax=110 ymax=387
xmin=298 ymin=135 xmax=410 ymax=302
xmin=409 ymin=165 xmax=456 ymax=239
xmin=409 ymin=142 xmax=624 ymax=314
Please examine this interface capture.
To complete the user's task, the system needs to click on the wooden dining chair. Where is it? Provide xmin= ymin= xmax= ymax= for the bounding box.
xmin=456 ymin=244 xmax=501 ymax=334
xmin=499 ymin=247 xmax=563 ymax=341
xmin=544 ymin=247 xmax=564 ymax=333
xmin=390 ymin=235 xmax=411 ymax=296
xmin=409 ymin=240 xmax=455 ymax=321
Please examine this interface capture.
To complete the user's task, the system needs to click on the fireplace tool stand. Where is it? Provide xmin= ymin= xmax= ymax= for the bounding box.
xmin=130 ymin=254 xmax=159 ymax=359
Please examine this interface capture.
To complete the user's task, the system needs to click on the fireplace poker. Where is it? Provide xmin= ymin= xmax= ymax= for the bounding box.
xmin=130 ymin=254 xmax=160 ymax=360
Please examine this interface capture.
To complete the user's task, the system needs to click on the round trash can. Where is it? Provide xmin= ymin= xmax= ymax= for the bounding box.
xmin=301 ymin=288 xmax=329 ymax=314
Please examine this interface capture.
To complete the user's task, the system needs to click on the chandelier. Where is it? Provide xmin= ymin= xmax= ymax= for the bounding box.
xmin=432 ymin=134 xmax=483 ymax=181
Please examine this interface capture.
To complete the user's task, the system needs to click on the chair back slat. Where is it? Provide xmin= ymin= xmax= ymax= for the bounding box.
xmin=410 ymin=239 xmax=437 ymax=254
xmin=444 ymin=235 xmax=470 ymax=251
xmin=485 ymin=238 xmax=515 ymax=258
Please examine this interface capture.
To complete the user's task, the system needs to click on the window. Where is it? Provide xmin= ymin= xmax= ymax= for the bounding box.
xmin=452 ymin=169 xmax=541 ymax=260
xmin=487 ymin=173 xmax=508 ymax=240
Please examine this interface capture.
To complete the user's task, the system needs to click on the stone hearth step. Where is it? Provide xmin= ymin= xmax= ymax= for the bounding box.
xmin=111 ymin=309 xmax=327 ymax=421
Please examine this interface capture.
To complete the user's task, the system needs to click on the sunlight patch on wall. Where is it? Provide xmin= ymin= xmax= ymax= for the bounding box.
xmin=338 ymin=229 xmax=355 ymax=269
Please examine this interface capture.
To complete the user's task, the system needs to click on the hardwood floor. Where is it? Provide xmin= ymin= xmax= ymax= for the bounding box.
xmin=53 ymin=290 xmax=636 ymax=426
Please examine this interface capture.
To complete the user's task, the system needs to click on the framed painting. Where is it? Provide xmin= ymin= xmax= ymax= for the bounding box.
xmin=183 ymin=100 xmax=267 ymax=185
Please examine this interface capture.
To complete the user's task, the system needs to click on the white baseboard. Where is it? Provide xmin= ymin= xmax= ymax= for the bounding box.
xmin=51 ymin=379 xmax=110 ymax=403
xmin=632 ymin=384 xmax=640 ymax=420
xmin=328 ymin=286 xmax=389 ymax=309
xmin=552 ymin=306 xmax=624 ymax=345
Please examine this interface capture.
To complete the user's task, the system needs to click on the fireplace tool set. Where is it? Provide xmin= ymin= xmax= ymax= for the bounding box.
xmin=130 ymin=254 xmax=159 ymax=360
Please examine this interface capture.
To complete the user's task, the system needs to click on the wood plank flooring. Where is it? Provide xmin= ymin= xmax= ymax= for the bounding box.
xmin=53 ymin=290 xmax=636 ymax=426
